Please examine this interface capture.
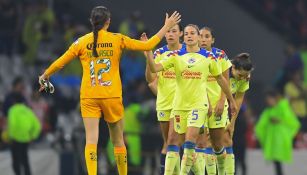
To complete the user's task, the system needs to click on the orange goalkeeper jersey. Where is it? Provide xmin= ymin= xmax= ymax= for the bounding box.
xmin=44 ymin=30 xmax=160 ymax=99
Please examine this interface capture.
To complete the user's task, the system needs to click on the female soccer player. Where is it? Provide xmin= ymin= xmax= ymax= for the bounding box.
xmin=146 ymin=24 xmax=237 ymax=175
xmin=142 ymin=24 xmax=184 ymax=175
xmin=222 ymin=53 xmax=253 ymax=175
xmin=192 ymin=27 xmax=232 ymax=175
xmin=38 ymin=6 xmax=181 ymax=175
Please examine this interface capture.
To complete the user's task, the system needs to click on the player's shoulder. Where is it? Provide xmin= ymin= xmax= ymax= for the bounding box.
xmin=154 ymin=45 xmax=169 ymax=58
xmin=212 ymin=47 xmax=228 ymax=60
xmin=72 ymin=33 xmax=89 ymax=46
xmin=196 ymin=48 xmax=215 ymax=59
xmin=110 ymin=32 xmax=124 ymax=38
xmin=166 ymin=48 xmax=181 ymax=57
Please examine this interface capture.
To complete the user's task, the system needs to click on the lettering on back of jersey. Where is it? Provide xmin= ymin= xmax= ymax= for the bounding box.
xmin=86 ymin=43 xmax=113 ymax=50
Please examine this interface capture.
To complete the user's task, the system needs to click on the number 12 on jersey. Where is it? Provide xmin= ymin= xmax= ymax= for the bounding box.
xmin=90 ymin=58 xmax=112 ymax=86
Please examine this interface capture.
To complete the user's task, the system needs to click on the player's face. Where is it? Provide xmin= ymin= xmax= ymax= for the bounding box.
xmin=199 ymin=29 xmax=214 ymax=50
xmin=184 ymin=26 xmax=200 ymax=46
xmin=165 ymin=25 xmax=182 ymax=45
xmin=232 ymin=67 xmax=250 ymax=80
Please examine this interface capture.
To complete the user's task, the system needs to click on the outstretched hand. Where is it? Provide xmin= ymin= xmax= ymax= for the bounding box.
xmin=140 ymin=33 xmax=150 ymax=57
xmin=164 ymin=11 xmax=181 ymax=29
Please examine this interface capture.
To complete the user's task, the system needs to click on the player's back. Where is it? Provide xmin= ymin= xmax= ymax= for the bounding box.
xmin=76 ymin=30 xmax=126 ymax=99
xmin=44 ymin=29 xmax=160 ymax=99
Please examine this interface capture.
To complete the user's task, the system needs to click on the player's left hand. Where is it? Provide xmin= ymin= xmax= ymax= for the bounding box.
xmin=214 ymin=100 xmax=225 ymax=117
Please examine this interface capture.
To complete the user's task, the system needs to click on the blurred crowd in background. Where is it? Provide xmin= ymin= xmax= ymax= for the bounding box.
xmin=0 ymin=0 xmax=307 ymax=174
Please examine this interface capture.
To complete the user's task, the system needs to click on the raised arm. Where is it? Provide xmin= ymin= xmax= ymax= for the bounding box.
xmin=122 ymin=11 xmax=181 ymax=51
xmin=147 ymin=51 xmax=164 ymax=73
xmin=140 ymin=34 xmax=158 ymax=83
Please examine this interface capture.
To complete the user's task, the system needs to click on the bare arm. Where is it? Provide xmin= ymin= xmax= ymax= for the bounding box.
xmin=123 ymin=12 xmax=181 ymax=51
xmin=148 ymin=77 xmax=158 ymax=96
xmin=215 ymin=74 xmax=237 ymax=116
xmin=231 ymin=92 xmax=245 ymax=123
xmin=214 ymin=69 xmax=229 ymax=116
xmin=144 ymin=51 xmax=158 ymax=83
xmin=147 ymin=51 xmax=164 ymax=73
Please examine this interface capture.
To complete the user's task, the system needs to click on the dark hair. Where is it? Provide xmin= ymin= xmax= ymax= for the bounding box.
xmin=12 ymin=93 xmax=25 ymax=105
xmin=184 ymin=24 xmax=200 ymax=35
xmin=200 ymin=26 xmax=214 ymax=37
xmin=90 ymin=6 xmax=111 ymax=57
xmin=12 ymin=76 xmax=24 ymax=88
xmin=177 ymin=23 xmax=183 ymax=32
xmin=231 ymin=53 xmax=253 ymax=71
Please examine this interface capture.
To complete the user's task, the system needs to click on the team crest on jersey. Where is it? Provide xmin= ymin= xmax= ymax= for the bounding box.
xmin=159 ymin=112 xmax=165 ymax=117
xmin=188 ymin=58 xmax=196 ymax=64
xmin=232 ymin=82 xmax=236 ymax=89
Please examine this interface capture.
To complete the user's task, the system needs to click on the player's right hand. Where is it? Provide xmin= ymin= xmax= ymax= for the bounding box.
xmin=38 ymin=75 xmax=55 ymax=94
xmin=164 ymin=11 xmax=181 ymax=29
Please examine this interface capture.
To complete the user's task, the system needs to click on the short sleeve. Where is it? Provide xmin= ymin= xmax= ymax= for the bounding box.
xmin=209 ymin=57 xmax=222 ymax=76
xmin=221 ymin=59 xmax=232 ymax=73
xmin=238 ymin=80 xmax=250 ymax=93
xmin=161 ymin=55 xmax=176 ymax=70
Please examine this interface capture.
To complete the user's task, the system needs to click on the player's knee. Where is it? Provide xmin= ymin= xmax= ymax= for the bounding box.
xmin=211 ymin=140 xmax=224 ymax=151
xmin=111 ymin=136 xmax=125 ymax=147
xmin=196 ymin=141 xmax=206 ymax=148
xmin=86 ymin=134 xmax=99 ymax=144
xmin=223 ymin=138 xmax=233 ymax=147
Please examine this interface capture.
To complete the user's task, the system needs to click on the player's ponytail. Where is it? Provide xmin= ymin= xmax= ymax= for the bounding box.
xmin=232 ymin=53 xmax=254 ymax=71
xmin=90 ymin=6 xmax=111 ymax=57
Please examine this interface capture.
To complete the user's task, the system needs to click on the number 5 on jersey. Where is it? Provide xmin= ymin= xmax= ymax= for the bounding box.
xmin=90 ymin=58 xmax=112 ymax=86
xmin=192 ymin=110 xmax=198 ymax=120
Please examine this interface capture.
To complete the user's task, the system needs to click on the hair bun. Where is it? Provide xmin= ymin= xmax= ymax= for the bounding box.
xmin=238 ymin=53 xmax=250 ymax=59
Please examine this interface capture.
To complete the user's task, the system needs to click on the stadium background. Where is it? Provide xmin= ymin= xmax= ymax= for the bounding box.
xmin=0 ymin=0 xmax=307 ymax=174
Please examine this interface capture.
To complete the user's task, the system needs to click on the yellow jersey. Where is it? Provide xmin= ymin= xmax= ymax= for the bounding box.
xmin=44 ymin=30 xmax=160 ymax=98
xmin=207 ymin=48 xmax=232 ymax=107
xmin=161 ymin=47 xmax=221 ymax=110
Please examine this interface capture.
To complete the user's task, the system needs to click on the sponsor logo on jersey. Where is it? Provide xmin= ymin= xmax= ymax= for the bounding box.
xmin=87 ymin=42 xmax=113 ymax=50
xmin=181 ymin=70 xmax=202 ymax=79
xmin=162 ymin=70 xmax=176 ymax=79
